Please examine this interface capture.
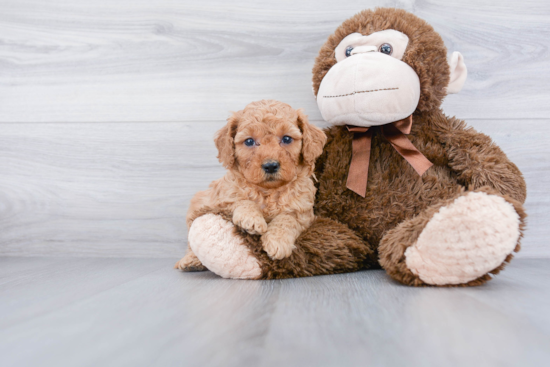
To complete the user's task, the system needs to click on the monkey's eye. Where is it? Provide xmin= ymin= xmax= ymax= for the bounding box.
xmin=281 ymin=136 xmax=293 ymax=144
xmin=244 ymin=138 xmax=255 ymax=147
xmin=379 ymin=43 xmax=393 ymax=55
xmin=345 ymin=46 xmax=354 ymax=57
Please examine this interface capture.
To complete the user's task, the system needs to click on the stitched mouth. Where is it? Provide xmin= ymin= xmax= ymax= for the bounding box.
xmin=323 ymin=87 xmax=398 ymax=99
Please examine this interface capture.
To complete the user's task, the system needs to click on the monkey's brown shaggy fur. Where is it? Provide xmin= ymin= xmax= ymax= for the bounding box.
xmin=184 ymin=8 xmax=527 ymax=286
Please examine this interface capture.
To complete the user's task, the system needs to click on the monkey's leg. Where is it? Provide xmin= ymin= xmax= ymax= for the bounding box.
xmin=378 ymin=187 xmax=526 ymax=287
xmin=187 ymin=214 xmax=263 ymax=279
xmin=188 ymin=214 xmax=375 ymax=280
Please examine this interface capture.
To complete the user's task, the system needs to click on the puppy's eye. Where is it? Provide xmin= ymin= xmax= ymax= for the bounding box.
xmin=345 ymin=46 xmax=354 ymax=57
xmin=281 ymin=136 xmax=293 ymax=144
xmin=244 ymin=138 xmax=255 ymax=147
xmin=379 ymin=43 xmax=392 ymax=55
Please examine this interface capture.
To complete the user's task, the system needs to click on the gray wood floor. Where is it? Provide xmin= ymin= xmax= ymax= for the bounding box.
xmin=0 ymin=258 xmax=549 ymax=367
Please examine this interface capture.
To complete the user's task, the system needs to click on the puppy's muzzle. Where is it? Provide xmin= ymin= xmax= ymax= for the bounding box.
xmin=262 ymin=160 xmax=280 ymax=174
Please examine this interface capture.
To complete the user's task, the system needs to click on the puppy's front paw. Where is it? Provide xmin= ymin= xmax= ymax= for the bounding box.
xmin=233 ymin=213 xmax=268 ymax=235
xmin=261 ymin=231 xmax=296 ymax=260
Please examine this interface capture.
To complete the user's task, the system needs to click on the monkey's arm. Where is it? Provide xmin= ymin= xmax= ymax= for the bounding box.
xmin=313 ymin=126 xmax=337 ymax=190
xmin=436 ymin=116 xmax=526 ymax=203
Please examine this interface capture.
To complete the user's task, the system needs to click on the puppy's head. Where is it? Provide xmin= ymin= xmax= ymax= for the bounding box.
xmin=215 ymin=100 xmax=326 ymax=189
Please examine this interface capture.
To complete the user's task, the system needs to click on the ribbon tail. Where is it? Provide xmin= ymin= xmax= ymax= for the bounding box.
xmin=385 ymin=132 xmax=433 ymax=176
xmin=346 ymin=129 xmax=372 ymax=197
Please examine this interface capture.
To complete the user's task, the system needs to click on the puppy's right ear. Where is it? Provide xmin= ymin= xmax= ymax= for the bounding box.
xmin=297 ymin=109 xmax=327 ymax=170
xmin=214 ymin=112 xmax=239 ymax=169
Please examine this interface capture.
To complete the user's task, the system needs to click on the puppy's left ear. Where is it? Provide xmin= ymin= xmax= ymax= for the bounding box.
xmin=214 ymin=112 xmax=239 ymax=169
xmin=297 ymin=109 xmax=327 ymax=169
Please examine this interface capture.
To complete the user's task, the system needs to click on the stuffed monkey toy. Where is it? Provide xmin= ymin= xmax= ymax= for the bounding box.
xmin=181 ymin=8 xmax=527 ymax=286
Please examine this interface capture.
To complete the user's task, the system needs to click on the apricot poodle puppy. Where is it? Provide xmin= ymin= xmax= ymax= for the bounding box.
xmin=175 ymin=100 xmax=327 ymax=271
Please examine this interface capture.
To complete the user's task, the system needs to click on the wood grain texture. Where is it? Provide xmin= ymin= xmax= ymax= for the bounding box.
xmin=0 ymin=258 xmax=549 ymax=367
xmin=0 ymin=119 xmax=548 ymax=258
xmin=0 ymin=0 xmax=549 ymax=258
xmin=0 ymin=121 xmax=224 ymax=257
xmin=0 ymin=0 xmax=549 ymax=122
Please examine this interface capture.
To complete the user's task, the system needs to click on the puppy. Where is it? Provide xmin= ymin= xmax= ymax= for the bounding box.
xmin=175 ymin=100 xmax=327 ymax=271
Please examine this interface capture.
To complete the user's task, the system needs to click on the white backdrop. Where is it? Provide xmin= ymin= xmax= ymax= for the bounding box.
xmin=0 ymin=0 xmax=549 ymax=257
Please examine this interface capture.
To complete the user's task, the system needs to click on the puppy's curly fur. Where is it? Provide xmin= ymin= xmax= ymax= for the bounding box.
xmin=175 ymin=100 xmax=326 ymax=271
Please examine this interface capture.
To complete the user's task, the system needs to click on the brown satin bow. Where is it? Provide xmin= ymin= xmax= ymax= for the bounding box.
xmin=346 ymin=115 xmax=433 ymax=197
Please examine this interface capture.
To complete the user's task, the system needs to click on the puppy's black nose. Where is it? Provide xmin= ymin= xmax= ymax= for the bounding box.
xmin=262 ymin=161 xmax=280 ymax=174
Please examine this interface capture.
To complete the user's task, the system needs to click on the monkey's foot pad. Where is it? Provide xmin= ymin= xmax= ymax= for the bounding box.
xmin=189 ymin=213 xmax=262 ymax=280
xmin=405 ymin=191 xmax=520 ymax=285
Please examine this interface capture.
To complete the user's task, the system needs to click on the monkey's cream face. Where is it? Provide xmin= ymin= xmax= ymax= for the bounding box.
xmin=317 ymin=29 xmax=421 ymax=127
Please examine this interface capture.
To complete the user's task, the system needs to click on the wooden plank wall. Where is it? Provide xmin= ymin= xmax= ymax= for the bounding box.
xmin=1 ymin=0 xmax=549 ymax=258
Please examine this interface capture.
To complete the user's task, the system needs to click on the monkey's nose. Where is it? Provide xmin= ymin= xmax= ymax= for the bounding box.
xmin=262 ymin=161 xmax=280 ymax=174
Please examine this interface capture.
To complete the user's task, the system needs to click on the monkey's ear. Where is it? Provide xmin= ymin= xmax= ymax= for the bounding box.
xmin=297 ymin=109 xmax=327 ymax=170
xmin=446 ymin=52 xmax=468 ymax=94
xmin=214 ymin=113 xmax=239 ymax=169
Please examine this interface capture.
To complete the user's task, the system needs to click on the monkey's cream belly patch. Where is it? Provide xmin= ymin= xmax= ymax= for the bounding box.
xmin=405 ymin=192 xmax=520 ymax=285
xmin=188 ymin=214 xmax=262 ymax=280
